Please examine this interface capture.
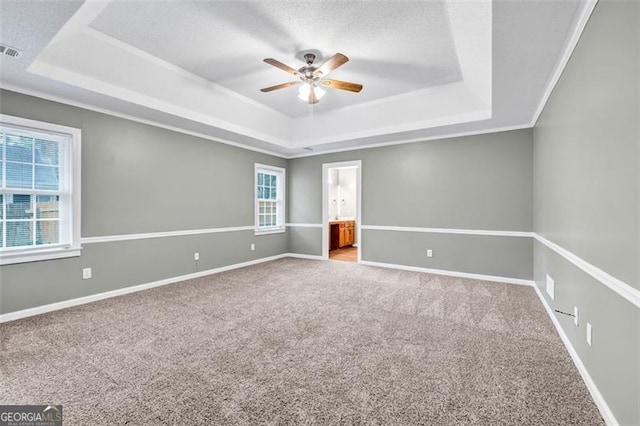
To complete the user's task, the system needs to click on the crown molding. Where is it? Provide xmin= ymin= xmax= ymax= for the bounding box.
xmin=530 ymin=0 xmax=598 ymax=126
xmin=0 ymin=83 xmax=290 ymax=158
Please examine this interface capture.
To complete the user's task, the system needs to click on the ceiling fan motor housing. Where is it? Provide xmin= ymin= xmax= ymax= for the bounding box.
xmin=299 ymin=53 xmax=320 ymax=81
xmin=304 ymin=53 xmax=316 ymax=65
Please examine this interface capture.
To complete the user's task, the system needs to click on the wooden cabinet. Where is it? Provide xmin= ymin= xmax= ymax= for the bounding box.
xmin=330 ymin=220 xmax=355 ymax=249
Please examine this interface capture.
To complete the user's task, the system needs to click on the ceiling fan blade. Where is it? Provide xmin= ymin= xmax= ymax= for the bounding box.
xmin=260 ymin=81 xmax=301 ymax=92
xmin=314 ymin=53 xmax=349 ymax=77
xmin=321 ymin=79 xmax=363 ymax=93
xmin=264 ymin=58 xmax=300 ymax=76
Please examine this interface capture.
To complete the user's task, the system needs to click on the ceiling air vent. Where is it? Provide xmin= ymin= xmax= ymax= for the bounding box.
xmin=0 ymin=43 xmax=22 ymax=59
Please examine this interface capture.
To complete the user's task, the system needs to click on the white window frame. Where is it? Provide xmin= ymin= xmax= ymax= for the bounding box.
xmin=0 ymin=114 xmax=81 ymax=265
xmin=254 ymin=163 xmax=286 ymax=235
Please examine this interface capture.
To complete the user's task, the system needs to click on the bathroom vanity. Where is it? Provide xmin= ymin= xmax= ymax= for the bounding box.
xmin=329 ymin=220 xmax=355 ymax=250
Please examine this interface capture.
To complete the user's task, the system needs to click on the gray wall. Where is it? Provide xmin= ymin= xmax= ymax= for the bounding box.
xmin=0 ymin=89 xmax=288 ymax=314
xmin=288 ymin=130 xmax=534 ymax=280
xmin=533 ymin=1 xmax=639 ymax=424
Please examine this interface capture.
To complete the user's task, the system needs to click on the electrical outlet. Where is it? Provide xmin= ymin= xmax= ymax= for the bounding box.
xmin=586 ymin=322 xmax=592 ymax=346
xmin=545 ymin=274 xmax=555 ymax=300
xmin=194 ymin=252 xmax=199 ymax=261
xmin=251 ymin=243 xmax=255 ymax=251
xmin=574 ymin=306 xmax=579 ymax=327
xmin=427 ymin=249 xmax=433 ymax=258
xmin=82 ymin=267 xmax=92 ymax=280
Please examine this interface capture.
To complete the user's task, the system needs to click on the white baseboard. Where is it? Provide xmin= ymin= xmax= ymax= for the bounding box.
xmin=286 ymin=252 xmax=325 ymax=260
xmin=532 ymin=285 xmax=618 ymax=425
xmin=0 ymin=253 xmax=289 ymax=323
xmin=359 ymin=260 xmax=534 ymax=286
xmin=1 ymin=254 xmax=527 ymax=322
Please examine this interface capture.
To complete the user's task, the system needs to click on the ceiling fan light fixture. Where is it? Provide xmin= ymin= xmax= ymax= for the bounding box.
xmin=297 ymin=83 xmax=310 ymax=100
xmin=297 ymin=83 xmax=325 ymax=102
xmin=315 ymin=86 xmax=326 ymax=99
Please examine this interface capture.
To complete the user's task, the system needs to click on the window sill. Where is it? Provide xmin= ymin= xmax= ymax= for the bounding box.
xmin=0 ymin=246 xmax=82 ymax=265
xmin=254 ymin=227 xmax=286 ymax=236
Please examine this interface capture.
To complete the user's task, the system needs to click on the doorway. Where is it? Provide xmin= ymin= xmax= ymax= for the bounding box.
xmin=322 ymin=161 xmax=362 ymax=263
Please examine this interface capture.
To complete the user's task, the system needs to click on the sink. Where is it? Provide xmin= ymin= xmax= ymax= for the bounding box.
xmin=328 ymin=217 xmax=355 ymax=223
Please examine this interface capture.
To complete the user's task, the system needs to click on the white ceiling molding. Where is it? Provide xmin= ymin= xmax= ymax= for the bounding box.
xmin=0 ymin=82 xmax=290 ymax=158
xmin=446 ymin=1 xmax=492 ymax=106
xmin=530 ymin=0 xmax=599 ymax=126
xmin=291 ymin=81 xmax=490 ymax=147
xmin=286 ymin=124 xmax=532 ymax=159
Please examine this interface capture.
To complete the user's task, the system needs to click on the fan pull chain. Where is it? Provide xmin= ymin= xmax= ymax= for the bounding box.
xmin=307 ymin=101 xmax=315 ymax=145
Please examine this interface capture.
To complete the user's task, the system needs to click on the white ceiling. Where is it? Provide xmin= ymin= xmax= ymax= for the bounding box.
xmin=0 ymin=0 xmax=593 ymax=158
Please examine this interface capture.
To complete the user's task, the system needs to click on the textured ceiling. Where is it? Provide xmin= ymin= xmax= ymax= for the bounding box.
xmin=89 ymin=1 xmax=462 ymax=118
xmin=0 ymin=0 xmax=82 ymax=65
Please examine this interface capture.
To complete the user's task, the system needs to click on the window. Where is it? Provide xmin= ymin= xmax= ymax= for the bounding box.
xmin=255 ymin=163 xmax=285 ymax=234
xmin=0 ymin=114 xmax=81 ymax=265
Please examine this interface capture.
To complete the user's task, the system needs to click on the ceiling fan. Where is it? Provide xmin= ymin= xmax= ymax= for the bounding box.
xmin=260 ymin=52 xmax=363 ymax=104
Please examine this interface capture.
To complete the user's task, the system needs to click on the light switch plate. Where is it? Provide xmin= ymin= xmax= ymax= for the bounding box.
xmin=586 ymin=323 xmax=592 ymax=346
xmin=82 ymin=267 xmax=92 ymax=280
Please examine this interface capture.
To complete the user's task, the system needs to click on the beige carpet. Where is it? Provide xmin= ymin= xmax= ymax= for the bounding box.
xmin=1 ymin=258 xmax=603 ymax=425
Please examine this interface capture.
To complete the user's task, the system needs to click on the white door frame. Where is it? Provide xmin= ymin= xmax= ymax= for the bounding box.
xmin=322 ymin=160 xmax=362 ymax=262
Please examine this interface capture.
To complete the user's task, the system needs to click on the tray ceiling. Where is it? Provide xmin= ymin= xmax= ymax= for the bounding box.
xmin=0 ymin=0 xmax=592 ymax=157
